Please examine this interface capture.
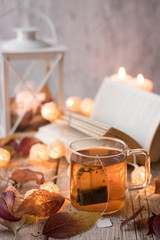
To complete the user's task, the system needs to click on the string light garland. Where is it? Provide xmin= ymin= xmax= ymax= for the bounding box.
xmin=0 ymin=148 xmax=10 ymax=167
xmin=29 ymin=143 xmax=49 ymax=163
xmin=41 ymin=102 xmax=62 ymax=122
xmin=80 ymin=98 xmax=94 ymax=117
xmin=49 ymin=140 xmax=66 ymax=159
xmin=65 ymin=97 xmax=81 ymax=113
xmin=40 ymin=181 xmax=59 ymax=193
xmin=131 ymin=166 xmax=152 ymax=185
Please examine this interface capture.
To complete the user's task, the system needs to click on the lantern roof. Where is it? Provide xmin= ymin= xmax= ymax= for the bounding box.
xmin=0 ymin=27 xmax=67 ymax=54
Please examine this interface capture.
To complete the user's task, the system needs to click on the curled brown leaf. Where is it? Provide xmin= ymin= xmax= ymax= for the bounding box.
xmin=9 ymin=168 xmax=45 ymax=184
xmin=146 ymin=213 xmax=160 ymax=238
xmin=147 ymin=214 xmax=160 ymax=238
xmin=152 ymin=214 xmax=160 ymax=238
xmin=15 ymin=190 xmax=65 ymax=219
xmin=5 ymin=139 xmax=19 ymax=151
xmin=0 ymin=134 xmax=21 ymax=147
xmin=0 ymin=191 xmax=21 ymax=222
xmin=2 ymin=145 xmax=15 ymax=157
xmin=17 ymin=137 xmax=39 ymax=157
xmin=5 ymin=186 xmax=24 ymax=199
xmin=120 ymin=205 xmax=144 ymax=230
xmin=42 ymin=211 xmax=100 ymax=239
xmin=147 ymin=214 xmax=156 ymax=235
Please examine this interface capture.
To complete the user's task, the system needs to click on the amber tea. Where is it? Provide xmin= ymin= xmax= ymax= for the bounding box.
xmin=70 ymin=137 xmax=150 ymax=214
xmin=70 ymin=147 xmax=127 ymax=214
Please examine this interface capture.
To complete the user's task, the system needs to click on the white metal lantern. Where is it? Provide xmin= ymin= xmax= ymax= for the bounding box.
xmin=0 ymin=10 xmax=67 ymax=137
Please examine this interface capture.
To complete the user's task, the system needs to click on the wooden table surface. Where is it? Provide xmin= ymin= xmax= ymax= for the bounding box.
xmin=0 ymin=133 xmax=160 ymax=240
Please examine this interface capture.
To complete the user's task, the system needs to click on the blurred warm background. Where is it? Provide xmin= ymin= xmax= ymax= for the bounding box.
xmin=0 ymin=0 xmax=160 ymax=100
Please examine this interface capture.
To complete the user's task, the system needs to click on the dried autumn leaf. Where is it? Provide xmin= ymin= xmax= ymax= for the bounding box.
xmin=147 ymin=214 xmax=157 ymax=235
xmin=9 ymin=168 xmax=45 ymax=184
xmin=5 ymin=139 xmax=19 ymax=151
xmin=120 ymin=205 xmax=144 ymax=230
xmin=15 ymin=190 xmax=65 ymax=218
xmin=152 ymin=214 xmax=160 ymax=238
xmin=0 ymin=191 xmax=21 ymax=222
xmin=3 ymin=191 xmax=15 ymax=214
xmin=0 ymin=134 xmax=21 ymax=147
xmin=23 ymin=214 xmax=37 ymax=225
xmin=2 ymin=145 xmax=15 ymax=157
xmin=146 ymin=213 xmax=160 ymax=238
xmin=42 ymin=211 xmax=100 ymax=239
xmin=5 ymin=186 xmax=24 ymax=200
xmin=17 ymin=137 xmax=39 ymax=157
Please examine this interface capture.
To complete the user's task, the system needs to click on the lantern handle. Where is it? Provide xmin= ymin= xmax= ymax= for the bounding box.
xmin=0 ymin=8 xmax=58 ymax=44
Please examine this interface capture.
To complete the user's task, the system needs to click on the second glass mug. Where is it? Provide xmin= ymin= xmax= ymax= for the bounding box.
xmin=69 ymin=137 xmax=150 ymax=214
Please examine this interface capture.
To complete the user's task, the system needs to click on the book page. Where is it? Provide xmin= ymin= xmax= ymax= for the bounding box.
xmin=91 ymin=78 xmax=160 ymax=152
xmin=60 ymin=111 xmax=108 ymax=136
xmin=35 ymin=123 xmax=88 ymax=147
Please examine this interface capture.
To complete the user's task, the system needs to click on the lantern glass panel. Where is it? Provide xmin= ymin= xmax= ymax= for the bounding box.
xmin=9 ymin=59 xmax=58 ymax=131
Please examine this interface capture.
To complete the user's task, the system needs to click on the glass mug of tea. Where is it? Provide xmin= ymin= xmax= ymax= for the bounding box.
xmin=70 ymin=137 xmax=150 ymax=214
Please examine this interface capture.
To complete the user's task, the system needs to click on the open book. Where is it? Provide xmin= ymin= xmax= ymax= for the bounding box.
xmin=35 ymin=78 xmax=160 ymax=163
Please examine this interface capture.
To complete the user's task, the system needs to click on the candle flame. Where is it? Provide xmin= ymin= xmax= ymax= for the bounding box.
xmin=118 ymin=67 xmax=126 ymax=79
xmin=137 ymin=74 xmax=144 ymax=84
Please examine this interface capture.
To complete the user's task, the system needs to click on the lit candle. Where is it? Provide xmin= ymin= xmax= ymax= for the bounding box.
xmin=130 ymin=74 xmax=153 ymax=92
xmin=110 ymin=66 xmax=132 ymax=82
xmin=0 ymin=148 xmax=10 ymax=167
xmin=65 ymin=97 xmax=81 ymax=112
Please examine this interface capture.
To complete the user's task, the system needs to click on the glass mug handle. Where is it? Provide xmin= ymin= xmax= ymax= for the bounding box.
xmin=127 ymin=148 xmax=150 ymax=191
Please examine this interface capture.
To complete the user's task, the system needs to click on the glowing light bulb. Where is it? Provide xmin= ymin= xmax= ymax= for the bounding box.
xmin=118 ymin=67 xmax=126 ymax=80
xmin=41 ymin=102 xmax=61 ymax=122
xmin=49 ymin=140 xmax=66 ymax=159
xmin=131 ymin=166 xmax=152 ymax=185
xmin=65 ymin=97 xmax=81 ymax=112
xmin=80 ymin=98 xmax=94 ymax=117
xmin=24 ymin=189 xmax=37 ymax=198
xmin=0 ymin=148 xmax=10 ymax=167
xmin=137 ymin=74 xmax=144 ymax=84
xmin=29 ymin=143 xmax=49 ymax=163
xmin=40 ymin=181 xmax=59 ymax=193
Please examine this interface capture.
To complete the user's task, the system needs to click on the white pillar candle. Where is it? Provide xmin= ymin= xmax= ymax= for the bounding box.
xmin=110 ymin=67 xmax=132 ymax=82
xmin=130 ymin=74 xmax=153 ymax=92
